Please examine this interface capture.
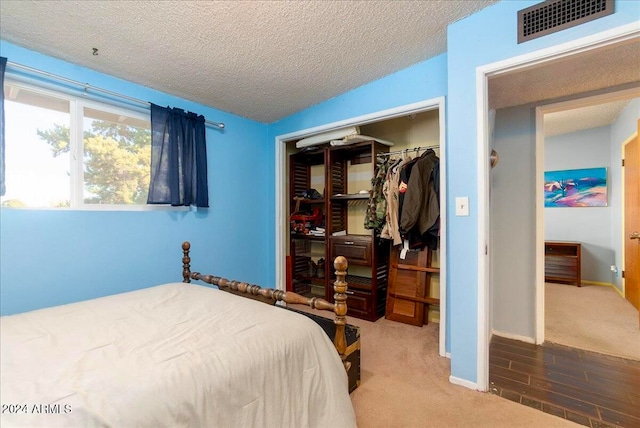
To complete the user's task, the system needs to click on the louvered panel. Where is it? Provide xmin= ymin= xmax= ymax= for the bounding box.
xmin=330 ymin=203 xmax=346 ymax=233
xmin=376 ymin=263 xmax=389 ymax=283
xmin=330 ymin=160 xmax=347 ymax=195
xmin=291 ymin=162 xmax=310 ymax=199
xmin=293 ymin=256 xmax=308 ymax=275
xmin=518 ymin=0 xmax=613 ymax=43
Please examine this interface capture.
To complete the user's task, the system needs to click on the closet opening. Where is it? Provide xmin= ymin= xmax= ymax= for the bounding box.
xmin=274 ymin=98 xmax=447 ymax=357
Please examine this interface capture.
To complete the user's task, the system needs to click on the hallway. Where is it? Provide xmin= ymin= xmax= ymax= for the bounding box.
xmin=489 ymin=335 xmax=640 ymax=427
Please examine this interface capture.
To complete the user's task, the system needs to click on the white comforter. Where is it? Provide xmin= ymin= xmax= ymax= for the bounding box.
xmin=1 ymin=283 xmax=356 ymax=428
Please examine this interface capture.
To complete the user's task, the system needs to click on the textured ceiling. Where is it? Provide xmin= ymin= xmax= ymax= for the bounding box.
xmin=0 ymin=0 xmax=497 ymax=123
xmin=544 ymin=99 xmax=634 ymax=137
xmin=489 ymin=40 xmax=640 ymax=111
xmin=490 ymin=39 xmax=640 ymax=136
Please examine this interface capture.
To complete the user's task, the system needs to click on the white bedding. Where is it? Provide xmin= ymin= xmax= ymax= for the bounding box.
xmin=0 ymin=283 xmax=357 ymax=428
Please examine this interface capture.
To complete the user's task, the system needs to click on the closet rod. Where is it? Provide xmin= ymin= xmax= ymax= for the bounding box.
xmin=377 ymin=144 xmax=439 ymax=157
xmin=5 ymin=60 xmax=225 ymax=129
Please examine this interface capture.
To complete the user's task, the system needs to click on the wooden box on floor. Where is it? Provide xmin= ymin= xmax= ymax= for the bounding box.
xmin=544 ymin=241 xmax=581 ymax=286
xmin=385 ymin=246 xmax=439 ymax=326
xmin=285 ymin=307 xmax=361 ymax=393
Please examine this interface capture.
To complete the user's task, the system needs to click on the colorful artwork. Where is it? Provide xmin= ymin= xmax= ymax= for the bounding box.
xmin=544 ymin=167 xmax=607 ymax=207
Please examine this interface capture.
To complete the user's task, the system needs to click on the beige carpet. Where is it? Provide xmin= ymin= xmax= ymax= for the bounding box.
xmin=291 ymin=305 xmax=575 ymax=428
xmin=545 ymin=282 xmax=640 ymax=361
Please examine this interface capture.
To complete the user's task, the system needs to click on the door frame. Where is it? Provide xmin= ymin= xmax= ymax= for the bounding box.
xmin=274 ymin=97 xmax=448 ymax=357
xmin=534 ymin=87 xmax=640 ymax=345
xmin=476 ymin=22 xmax=640 ymax=391
xmin=622 ymin=126 xmax=639 ymax=305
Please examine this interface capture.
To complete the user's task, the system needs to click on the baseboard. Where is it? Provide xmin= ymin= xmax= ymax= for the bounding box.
xmin=581 ymin=280 xmax=624 ymax=298
xmin=449 ymin=375 xmax=479 ymax=391
xmin=611 ymin=285 xmax=624 ymax=298
xmin=581 ymin=280 xmax=613 ymax=286
xmin=491 ymin=330 xmax=535 ymax=344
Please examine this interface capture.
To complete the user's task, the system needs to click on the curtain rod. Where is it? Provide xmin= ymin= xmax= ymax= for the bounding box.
xmin=6 ymin=60 xmax=225 ymax=129
xmin=377 ymin=144 xmax=439 ymax=157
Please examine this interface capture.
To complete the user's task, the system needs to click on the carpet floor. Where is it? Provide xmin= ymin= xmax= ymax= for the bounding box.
xmin=291 ymin=304 xmax=576 ymax=427
xmin=545 ymin=282 xmax=640 ymax=361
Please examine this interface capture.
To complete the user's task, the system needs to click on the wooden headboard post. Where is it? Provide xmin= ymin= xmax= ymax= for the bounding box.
xmin=332 ymin=256 xmax=349 ymax=371
xmin=182 ymin=241 xmax=192 ymax=283
xmin=180 ymin=241 xmax=351 ymax=372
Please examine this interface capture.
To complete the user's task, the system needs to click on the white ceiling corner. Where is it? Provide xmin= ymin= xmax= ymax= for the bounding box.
xmin=544 ymin=99 xmax=634 ymax=137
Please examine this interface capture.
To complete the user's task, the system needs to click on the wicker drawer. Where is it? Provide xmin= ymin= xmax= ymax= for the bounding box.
xmin=331 ymin=235 xmax=372 ymax=266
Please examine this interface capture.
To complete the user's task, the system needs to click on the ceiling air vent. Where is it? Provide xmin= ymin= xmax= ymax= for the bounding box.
xmin=518 ymin=0 xmax=614 ymax=44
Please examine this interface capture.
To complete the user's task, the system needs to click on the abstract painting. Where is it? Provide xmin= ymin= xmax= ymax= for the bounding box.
xmin=544 ymin=167 xmax=607 ymax=207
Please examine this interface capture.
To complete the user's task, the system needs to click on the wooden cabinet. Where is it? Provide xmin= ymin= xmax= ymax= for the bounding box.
xmin=545 ymin=241 xmax=581 ymax=286
xmin=329 ymin=234 xmax=390 ymax=321
xmin=330 ymin=235 xmax=372 ymax=267
xmin=287 ymin=140 xmax=390 ymax=321
xmin=288 ymin=149 xmax=327 ymax=297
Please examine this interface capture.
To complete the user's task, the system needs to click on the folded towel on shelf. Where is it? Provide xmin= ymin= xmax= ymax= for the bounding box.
xmin=296 ymin=126 xmax=360 ymax=148
xmin=329 ymin=134 xmax=395 ymax=147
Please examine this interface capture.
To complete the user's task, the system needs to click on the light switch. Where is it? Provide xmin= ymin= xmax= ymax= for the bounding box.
xmin=455 ymin=197 xmax=469 ymax=216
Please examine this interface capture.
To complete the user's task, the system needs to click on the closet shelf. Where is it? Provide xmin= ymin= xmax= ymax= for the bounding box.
xmin=331 ymin=193 xmax=369 ymax=200
xmin=288 ymin=140 xmax=390 ymax=321
xmin=292 ymin=198 xmax=325 ymax=204
xmin=391 ymin=263 xmax=440 ymax=273
xmin=291 ymin=234 xmax=325 ymax=241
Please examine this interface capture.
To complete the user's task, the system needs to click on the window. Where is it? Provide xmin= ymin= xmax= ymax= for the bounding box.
xmin=1 ymin=80 xmax=151 ymax=209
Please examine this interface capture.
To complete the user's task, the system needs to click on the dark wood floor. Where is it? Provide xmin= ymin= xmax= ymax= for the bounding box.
xmin=489 ymin=335 xmax=640 ymax=428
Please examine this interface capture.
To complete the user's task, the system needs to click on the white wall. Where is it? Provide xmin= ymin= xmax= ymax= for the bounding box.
xmin=610 ymin=98 xmax=640 ymax=291
xmin=491 ymin=96 xmax=638 ymax=340
xmin=491 ymin=104 xmax=536 ymax=339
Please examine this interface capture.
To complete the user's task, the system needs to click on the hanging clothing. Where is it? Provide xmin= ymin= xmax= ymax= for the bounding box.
xmin=399 ymin=149 xmax=440 ymax=250
xmin=397 ymin=155 xmax=420 ymax=222
xmin=364 ymin=158 xmax=390 ymax=231
xmin=380 ymin=155 xmax=409 ymax=246
xmin=0 ymin=56 xmax=6 ymax=197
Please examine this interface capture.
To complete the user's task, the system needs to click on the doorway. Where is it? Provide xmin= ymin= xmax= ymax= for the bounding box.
xmin=479 ymin=23 xmax=640 ymax=391
xmin=537 ymin=91 xmax=640 ymax=361
xmin=482 ymin=25 xmax=640 ymax=424
xmin=274 ymin=97 xmax=448 ymax=357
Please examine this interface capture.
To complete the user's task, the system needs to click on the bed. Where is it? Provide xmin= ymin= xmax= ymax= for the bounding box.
xmin=0 ymin=242 xmax=357 ymax=428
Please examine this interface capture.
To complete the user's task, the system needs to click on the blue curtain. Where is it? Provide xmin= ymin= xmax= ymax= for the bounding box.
xmin=0 ymin=56 xmax=6 ymax=196
xmin=148 ymin=103 xmax=209 ymax=207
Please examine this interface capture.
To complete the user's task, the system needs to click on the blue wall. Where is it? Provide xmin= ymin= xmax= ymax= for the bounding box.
xmin=2 ymin=0 xmax=639 ymax=388
xmin=545 ymin=126 xmax=615 ymax=284
xmin=266 ymin=53 xmax=449 ymax=320
xmin=446 ymin=0 xmax=639 ymax=384
xmin=0 ymin=41 xmax=272 ymax=315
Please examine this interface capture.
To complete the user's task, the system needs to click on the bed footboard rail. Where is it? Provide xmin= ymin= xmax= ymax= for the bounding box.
xmin=181 ymin=242 xmax=351 ymax=372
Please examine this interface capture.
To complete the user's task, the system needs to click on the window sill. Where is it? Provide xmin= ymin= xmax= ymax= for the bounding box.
xmin=0 ymin=205 xmax=196 ymax=212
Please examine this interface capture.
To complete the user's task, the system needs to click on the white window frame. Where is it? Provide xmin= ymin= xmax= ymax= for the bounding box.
xmin=3 ymin=78 xmax=188 ymax=212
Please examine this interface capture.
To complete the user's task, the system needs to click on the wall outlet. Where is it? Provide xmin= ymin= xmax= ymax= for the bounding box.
xmin=610 ymin=265 xmax=618 ymax=276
